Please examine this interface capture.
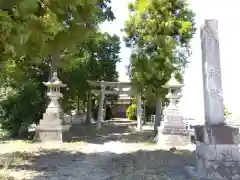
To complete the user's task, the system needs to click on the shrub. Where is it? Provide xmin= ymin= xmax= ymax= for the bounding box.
xmin=126 ymin=104 xmax=137 ymax=120
xmin=0 ymin=85 xmax=45 ymax=137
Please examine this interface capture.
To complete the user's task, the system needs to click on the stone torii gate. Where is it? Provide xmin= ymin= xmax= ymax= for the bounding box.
xmin=87 ymin=80 xmax=143 ymax=130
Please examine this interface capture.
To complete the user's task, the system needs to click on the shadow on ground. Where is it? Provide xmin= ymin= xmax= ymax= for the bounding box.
xmin=0 ymin=120 xmax=154 ymax=145
xmin=63 ymin=120 xmax=155 ymax=144
xmin=1 ymin=148 xmax=196 ymax=180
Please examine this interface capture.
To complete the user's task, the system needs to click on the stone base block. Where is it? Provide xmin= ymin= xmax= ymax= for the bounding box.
xmin=157 ymin=126 xmax=191 ymax=146
xmin=157 ymin=133 xmax=190 ymax=146
xmin=190 ymin=142 xmax=240 ymax=179
xmin=34 ymin=125 xmax=70 ymax=142
xmin=39 ymin=119 xmax=64 ymax=126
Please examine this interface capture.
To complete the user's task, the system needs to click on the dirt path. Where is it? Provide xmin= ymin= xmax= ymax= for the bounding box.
xmin=0 ymin=121 xmax=196 ymax=180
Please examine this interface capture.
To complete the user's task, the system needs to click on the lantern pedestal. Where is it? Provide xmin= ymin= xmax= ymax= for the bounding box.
xmin=35 ymin=107 xmax=70 ymax=142
xmin=35 ymin=125 xmax=70 ymax=142
xmin=35 ymin=72 xmax=70 ymax=142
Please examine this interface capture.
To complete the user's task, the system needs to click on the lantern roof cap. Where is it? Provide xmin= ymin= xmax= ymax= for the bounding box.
xmin=43 ymin=72 xmax=66 ymax=87
xmin=165 ymin=74 xmax=184 ymax=88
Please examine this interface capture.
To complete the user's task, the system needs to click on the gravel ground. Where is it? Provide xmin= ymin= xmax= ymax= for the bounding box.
xmin=0 ymin=141 xmax=196 ymax=180
xmin=0 ymin=121 xmax=196 ymax=180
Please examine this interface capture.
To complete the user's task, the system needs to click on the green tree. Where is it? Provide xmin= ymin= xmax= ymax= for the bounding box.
xmin=124 ymin=0 xmax=196 ymax=130
xmin=85 ymin=32 xmax=120 ymax=82
xmin=0 ymin=0 xmax=114 ymax=69
xmin=0 ymin=58 xmax=49 ymax=136
xmin=126 ymin=104 xmax=137 ymax=120
xmin=124 ymin=0 xmax=195 ymax=92
xmin=60 ymin=32 xmax=121 ymax=115
xmin=224 ymin=105 xmax=231 ymax=117
xmin=0 ymin=1 xmax=117 ymax=136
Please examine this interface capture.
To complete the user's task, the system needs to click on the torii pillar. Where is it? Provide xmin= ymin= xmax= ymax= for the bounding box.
xmin=97 ymin=83 xmax=105 ymax=129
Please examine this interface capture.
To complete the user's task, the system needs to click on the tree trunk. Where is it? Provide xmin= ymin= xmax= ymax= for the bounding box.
xmin=142 ymin=100 xmax=147 ymax=125
xmin=47 ymin=52 xmax=59 ymax=105
xmin=76 ymin=95 xmax=80 ymax=115
xmin=44 ymin=56 xmax=51 ymax=108
xmin=49 ymin=52 xmax=59 ymax=79
xmin=85 ymin=90 xmax=92 ymax=124
xmin=154 ymin=97 xmax=162 ymax=132
xmin=137 ymin=93 xmax=142 ymax=130
xmin=83 ymin=100 xmax=87 ymax=113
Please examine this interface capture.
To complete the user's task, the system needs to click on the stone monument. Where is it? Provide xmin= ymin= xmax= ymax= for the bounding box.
xmin=157 ymin=75 xmax=190 ymax=146
xmin=35 ymin=72 xmax=70 ymax=142
xmin=188 ymin=20 xmax=240 ymax=179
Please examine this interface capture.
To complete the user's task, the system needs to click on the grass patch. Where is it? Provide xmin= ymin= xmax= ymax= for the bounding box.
xmin=142 ymin=141 xmax=156 ymax=145
xmin=0 ymin=170 xmax=14 ymax=180
xmin=0 ymin=151 xmax=29 ymax=180
xmin=0 ymin=125 xmax=9 ymax=140
xmin=0 ymin=151 xmax=29 ymax=169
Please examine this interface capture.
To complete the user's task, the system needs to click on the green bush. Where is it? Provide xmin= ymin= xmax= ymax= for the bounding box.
xmin=126 ymin=104 xmax=137 ymax=120
xmin=0 ymin=85 xmax=46 ymax=137
xmin=0 ymin=59 xmax=49 ymax=137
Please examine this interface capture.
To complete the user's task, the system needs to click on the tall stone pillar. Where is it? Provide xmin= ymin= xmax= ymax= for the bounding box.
xmin=189 ymin=20 xmax=240 ymax=179
xmin=136 ymin=94 xmax=142 ymax=131
xmin=201 ymin=21 xmax=225 ymax=125
xmin=97 ymin=83 xmax=105 ymax=129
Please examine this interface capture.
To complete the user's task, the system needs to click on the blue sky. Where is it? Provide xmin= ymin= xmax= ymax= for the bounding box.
xmin=100 ymin=0 xmax=240 ymax=122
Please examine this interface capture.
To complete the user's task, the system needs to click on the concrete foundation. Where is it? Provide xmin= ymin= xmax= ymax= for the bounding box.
xmin=35 ymin=125 xmax=70 ymax=142
xmin=188 ymin=125 xmax=240 ymax=179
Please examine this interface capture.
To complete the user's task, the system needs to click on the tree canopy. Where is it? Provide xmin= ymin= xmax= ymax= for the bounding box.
xmin=60 ymin=32 xmax=121 ymax=111
xmin=124 ymin=0 xmax=196 ymax=98
xmin=0 ymin=0 xmax=114 ymax=67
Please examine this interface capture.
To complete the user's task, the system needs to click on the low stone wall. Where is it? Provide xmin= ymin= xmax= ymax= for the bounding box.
xmin=63 ymin=114 xmax=86 ymax=125
xmin=196 ymin=142 xmax=240 ymax=179
xmin=190 ymin=125 xmax=240 ymax=179
xmin=71 ymin=114 xmax=86 ymax=125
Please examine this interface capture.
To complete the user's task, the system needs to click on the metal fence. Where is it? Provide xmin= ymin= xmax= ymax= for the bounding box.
xmin=148 ymin=115 xmax=156 ymax=123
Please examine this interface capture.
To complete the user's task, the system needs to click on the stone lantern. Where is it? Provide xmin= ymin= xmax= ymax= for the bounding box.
xmin=35 ymin=72 xmax=70 ymax=142
xmin=165 ymin=75 xmax=184 ymax=109
xmin=157 ymin=74 xmax=190 ymax=146
xmin=44 ymin=72 xmax=66 ymax=117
